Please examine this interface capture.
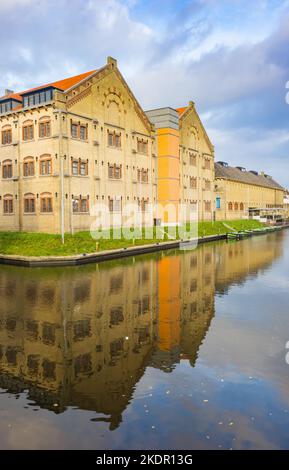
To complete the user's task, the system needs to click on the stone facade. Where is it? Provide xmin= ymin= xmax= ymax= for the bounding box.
xmin=0 ymin=57 xmax=157 ymax=233
xmin=215 ymin=162 xmax=285 ymax=222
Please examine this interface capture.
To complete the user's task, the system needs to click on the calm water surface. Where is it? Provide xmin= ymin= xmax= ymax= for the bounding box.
xmin=0 ymin=231 xmax=289 ymax=449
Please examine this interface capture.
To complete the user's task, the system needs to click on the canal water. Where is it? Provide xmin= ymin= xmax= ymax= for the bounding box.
xmin=0 ymin=230 xmax=289 ymax=450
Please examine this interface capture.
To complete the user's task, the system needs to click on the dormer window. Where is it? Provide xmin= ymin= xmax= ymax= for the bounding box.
xmin=22 ymin=88 xmax=54 ymax=108
xmin=0 ymin=99 xmax=21 ymax=114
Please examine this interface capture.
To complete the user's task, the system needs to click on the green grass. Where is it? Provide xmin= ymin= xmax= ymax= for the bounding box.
xmin=0 ymin=220 xmax=265 ymax=257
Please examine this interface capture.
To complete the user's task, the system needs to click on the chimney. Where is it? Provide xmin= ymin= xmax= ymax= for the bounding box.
xmin=5 ymin=89 xmax=14 ymax=96
xmin=107 ymin=56 xmax=117 ymax=68
xmin=260 ymin=171 xmax=265 ymax=176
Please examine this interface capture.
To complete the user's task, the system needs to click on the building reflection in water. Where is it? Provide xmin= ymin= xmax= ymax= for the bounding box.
xmin=0 ymin=232 xmax=284 ymax=430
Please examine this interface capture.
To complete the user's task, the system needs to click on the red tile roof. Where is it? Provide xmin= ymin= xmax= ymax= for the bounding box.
xmin=1 ymin=70 xmax=96 ymax=103
xmin=176 ymin=106 xmax=187 ymax=116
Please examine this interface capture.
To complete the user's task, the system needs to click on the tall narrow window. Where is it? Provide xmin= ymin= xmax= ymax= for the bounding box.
xmin=108 ymin=197 xmax=122 ymax=212
xmin=137 ymin=138 xmax=148 ymax=154
xmin=190 ymin=177 xmax=197 ymax=189
xmin=1 ymin=127 xmax=12 ymax=145
xmin=73 ymin=197 xmax=89 ymax=213
xmin=189 ymin=153 xmax=197 ymax=166
xmin=2 ymin=160 xmax=13 ymax=179
xmin=205 ymin=201 xmax=211 ymax=212
xmin=71 ymin=123 xmax=78 ymax=138
xmin=205 ymin=179 xmax=211 ymax=190
xmin=39 ymin=119 xmax=51 ymax=138
xmin=3 ymin=195 xmax=13 ymax=214
xmin=108 ymin=163 xmax=122 ymax=179
xmin=228 ymin=202 xmax=233 ymax=211
xmin=24 ymin=194 xmax=36 ymax=213
xmin=204 ymin=158 xmax=211 ymax=170
xmin=40 ymin=193 xmax=53 ymax=213
xmin=71 ymin=122 xmax=88 ymax=140
xmin=23 ymin=157 xmax=35 ymax=177
xmin=240 ymin=202 xmax=244 ymax=211
xmin=80 ymin=125 xmax=87 ymax=140
xmin=39 ymin=155 xmax=52 ymax=175
xmin=107 ymin=131 xmax=121 ymax=148
xmin=23 ymin=121 xmax=34 ymax=141
xmin=71 ymin=160 xmax=88 ymax=176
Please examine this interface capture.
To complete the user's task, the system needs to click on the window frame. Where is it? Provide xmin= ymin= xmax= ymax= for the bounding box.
xmin=1 ymin=127 xmax=12 ymax=145
xmin=39 ymin=154 xmax=52 ymax=176
xmin=40 ymin=193 xmax=53 ymax=213
xmin=2 ymin=159 xmax=13 ymax=179
xmin=24 ymin=193 xmax=36 ymax=214
xmin=3 ymin=194 xmax=14 ymax=214
xmin=23 ymin=157 xmax=35 ymax=177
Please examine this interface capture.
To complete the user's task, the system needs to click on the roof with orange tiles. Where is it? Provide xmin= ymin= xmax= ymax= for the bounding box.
xmin=175 ymin=106 xmax=187 ymax=116
xmin=0 ymin=70 xmax=97 ymax=103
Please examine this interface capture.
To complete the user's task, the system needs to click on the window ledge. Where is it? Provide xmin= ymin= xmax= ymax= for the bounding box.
xmin=73 ymin=212 xmax=90 ymax=215
xmin=38 ymin=136 xmax=52 ymax=140
xmin=3 ymin=213 xmax=15 ymax=216
xmin=71 ymin=137 xmax=89 ymax=143
xmin=22 ymin=139 xmax=35 ymax=143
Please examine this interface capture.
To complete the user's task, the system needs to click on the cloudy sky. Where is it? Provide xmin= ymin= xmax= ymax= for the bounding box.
xmin=1 ymin=0 xmax=288 ymax=186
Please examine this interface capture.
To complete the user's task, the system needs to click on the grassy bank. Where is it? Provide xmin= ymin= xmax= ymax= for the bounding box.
xmin=0 ymin=220 xmax=265 ymax=257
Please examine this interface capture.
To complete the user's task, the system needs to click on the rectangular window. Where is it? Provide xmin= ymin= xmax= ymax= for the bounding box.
xmin=71 ymin=123 xmax=78 ymax=138
xmin=80 ymin=125 xmax=87 ymax=140
xmin=204 ymin=158 xmax=211 ymax=170
xmin=190 ymin=177 xmax=197 ymax=189
xmin=80 ymin=162 xmax=87 ymax=176
xmin=107 ymin=131 xmax=121 ymax=148
xmin=137 ymin=139 xmax=148 ymax=154
xmin=24 ymin=198 xmax=35 ymax=213
xmin=189 ymin=154 xmax=197 ymax=166
xmin=3 ymin=162 xmax=12 ymax=179
xmin=71 ymin=160 xmax=88 ymax=176
xmin=205 ymin=201 xmax=211 ymax=212
xmin=23 ymin=125 xmax=34 ymax=141
xmin=40 ymin=197 xmax=53 ymax=213
xmin=73 ymin=198 xmax=89 ymax=213
xmin=40 ymin=159 xmax=52 ymax=175
xmin=205 ymin=180 xmax=211 ymax=190
xmin=2 ymin=129 xmax=12 ymax=145
xmin=3 ymin=199 xmax=13 ymax=214
xmin=108 ymin=164 xmax=122 ymax=179
xmin=108 ymin=198 xmax=122 ymax=212
xmin=216 ymin=197 xmax=221 ymax=209
xmin=23 ymin=161 xmax=35 ymax=177
xmin=39 ymin=121 xmax=51 ymax=138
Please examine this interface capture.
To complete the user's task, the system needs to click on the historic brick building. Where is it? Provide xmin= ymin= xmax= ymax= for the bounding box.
xmin=215 ymin=162 xmax=285 ymax=221
xmin=0 ymin=57 xmax=157 ymax=233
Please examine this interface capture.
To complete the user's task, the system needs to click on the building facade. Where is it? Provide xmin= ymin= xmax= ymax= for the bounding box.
xmin=215 ymin=162 xmax=285 ymax=222
xmin=146 ymin=103 xmax=215 ymax=225
xmin=0 ymin=57 xmax=157 ymax=233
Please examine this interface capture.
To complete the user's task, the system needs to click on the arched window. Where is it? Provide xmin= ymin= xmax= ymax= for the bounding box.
xmin=2 ymin=159 xmax=13 ymax=179
xmin=1 ymin=125 xmax=12 ymax=145
xmin=40 ymin=192 xmax=53 ymax=213
xmin=39 ymin=154 xmax=52 ymax=175
xmin=24 ymin=193 xmax=36 ymax=213
xmin=240 ymin=202 xmax=244 ymax=211
xmin=22 ymin=120 xmax=34 ymax=141
xmin=23 ymin=157 xmax=35 ymax=177
xmin=234 ymin=202 xmax=239 ymax=211
xmin=3 ymin=194 xmax=13 ymax=214
xmin=39 ymin=117 xmax=51 ymax=138
xmin=228 ymin=202 xmax=233 ymax=211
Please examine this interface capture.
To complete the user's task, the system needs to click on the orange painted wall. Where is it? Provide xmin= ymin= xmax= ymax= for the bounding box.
xmin=157 ymin=256 xmax=180 ymax=351
xmin=157 ymin=128 xmax=180 ymax=223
